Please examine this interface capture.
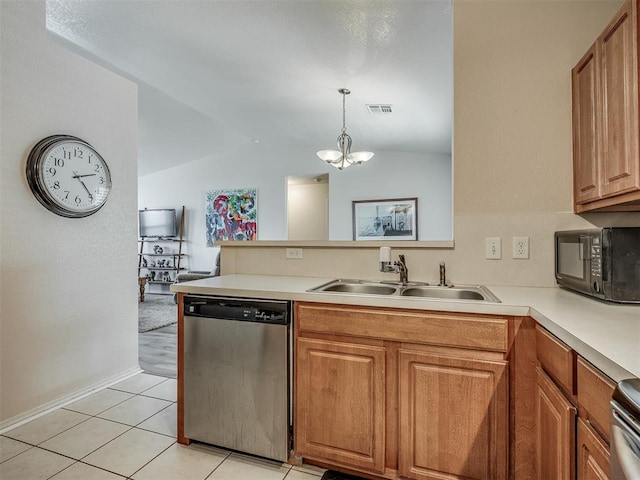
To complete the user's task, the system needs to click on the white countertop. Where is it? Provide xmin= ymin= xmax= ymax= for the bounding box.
xmin=172 ymin=274 xmax=640 ymax=382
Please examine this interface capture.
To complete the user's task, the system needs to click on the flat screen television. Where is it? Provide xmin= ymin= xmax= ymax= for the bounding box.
xmin=139 ymin=209 xmax=177 ymax=237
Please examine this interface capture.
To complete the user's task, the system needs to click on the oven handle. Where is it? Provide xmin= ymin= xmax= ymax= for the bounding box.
xmin=612 ymin=423 xmax=640 ymax=479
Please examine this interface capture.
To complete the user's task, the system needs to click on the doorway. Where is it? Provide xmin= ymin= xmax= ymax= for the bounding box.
xmin=286 ymin=174 xmax=329 ymax=241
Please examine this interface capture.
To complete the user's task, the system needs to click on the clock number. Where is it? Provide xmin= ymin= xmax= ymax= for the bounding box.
xmin=74 ymin=148 xmax=83 ymax=159
xmin=99 ymin=176 xmax=105 ymax=184
xmin=63 ymin=150 xmax=71 ymax=160
xmin=53 ymin=157 xmax=65 ymax=167
xmin=64 ymin=191 xmax=70 ymax=199
xmin=75 ymin=195 xmax=82 ymax=205
xmin=87 ymin=154 xmax=93 ymax=163
xmin=53 ymin=181 xmax=60 ymax=189
xmin=48 ymin=167 xmax=56 ymax=176
xmin=94 ymin=164 xmax=101 ymax=173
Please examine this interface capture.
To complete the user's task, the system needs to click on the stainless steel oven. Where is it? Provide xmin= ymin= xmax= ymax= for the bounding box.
xmin=611 ymin=378 xmax=640 ymax=479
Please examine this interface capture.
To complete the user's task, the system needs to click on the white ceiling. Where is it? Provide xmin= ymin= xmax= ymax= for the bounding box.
xmin=46 ymin=0 xmax=453 ymax=176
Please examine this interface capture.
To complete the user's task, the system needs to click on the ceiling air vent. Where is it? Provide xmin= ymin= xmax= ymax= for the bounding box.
xmin=366 ymin=104 xmax=393 ymax=115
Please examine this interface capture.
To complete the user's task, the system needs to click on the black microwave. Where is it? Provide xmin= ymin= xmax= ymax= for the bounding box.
xmin=554 ymin=228 xmax=640 ymax=303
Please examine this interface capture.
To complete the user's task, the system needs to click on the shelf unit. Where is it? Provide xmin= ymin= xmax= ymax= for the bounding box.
xmin=138 ymin=205 xmax=186 ymax=296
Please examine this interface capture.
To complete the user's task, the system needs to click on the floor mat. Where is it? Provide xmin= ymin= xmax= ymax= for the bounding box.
xmin=138 ymin=294 xmax=177 ymax=332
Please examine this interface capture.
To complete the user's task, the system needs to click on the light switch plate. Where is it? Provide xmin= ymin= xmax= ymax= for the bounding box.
xmin=485 ymin=237 xmax=502 ymax=260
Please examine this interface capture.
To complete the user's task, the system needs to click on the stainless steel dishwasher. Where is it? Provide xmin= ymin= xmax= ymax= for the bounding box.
xmin=183 ymin=295 xmax=291 ymax=462
xmin=611 ymin=378 xmax=640 ymax=479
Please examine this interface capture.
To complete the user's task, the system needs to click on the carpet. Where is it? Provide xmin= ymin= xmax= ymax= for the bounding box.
xmin=138 ymin=294 xmax=177 ymax=332
xmin=321 ymin=471 xmax=368 ymax=480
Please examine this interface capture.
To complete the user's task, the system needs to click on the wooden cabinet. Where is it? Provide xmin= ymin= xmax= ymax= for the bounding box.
xmin=572 ymin=0 xmax=640 ymax=212
xmin=398 ymin=349 xmax=508 ymax=480
xmin=576 ymin=357 xmax=615 ymax=479
xmin=535 ymin=326 xmax=576 ymax=397
xmin=535 ymin=326 xmax=577 ymax=479
xmin=573 ymin=44 xmax=600 ymax=205
xmin=535 ymin=325 xmax=615 ymax=480
xmin=577 ymin=418 xmax=611 ymax=480
xmin=536 ymin=367 xmax=576 ymax=480
xmin=295 ymin=337 xmax=386 ymax=473
xmin=294 ymin=302 xmax=512 ymax=479
xmin=599 ymin=1 xmax=639 ymax=200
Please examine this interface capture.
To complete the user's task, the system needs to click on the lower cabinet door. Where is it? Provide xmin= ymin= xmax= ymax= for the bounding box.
xmin=398 ymin=348 xmax=509 ymax=480
xmin=577 ymin=418 xmax=611 ymax=480
xmin=295 ymin=337 xmax=386 ymax=474
xmin=536 ymin=367 xmax=577 ymax=480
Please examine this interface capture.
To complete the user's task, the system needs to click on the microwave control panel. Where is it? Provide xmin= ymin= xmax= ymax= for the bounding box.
xmin=591 ymin=238 xmax=602 ymax=293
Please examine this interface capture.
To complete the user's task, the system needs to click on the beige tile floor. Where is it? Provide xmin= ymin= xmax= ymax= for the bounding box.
xmin=0 ymin=373 xmax=326 ymax=480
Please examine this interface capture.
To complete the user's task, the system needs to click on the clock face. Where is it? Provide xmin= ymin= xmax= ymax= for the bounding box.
xmin=27 ymin=135 xmax=112 ymax=218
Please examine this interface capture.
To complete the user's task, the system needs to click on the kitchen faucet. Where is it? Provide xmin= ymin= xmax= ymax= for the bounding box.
xmin=379 ymin=248 xmax=409 ymax=285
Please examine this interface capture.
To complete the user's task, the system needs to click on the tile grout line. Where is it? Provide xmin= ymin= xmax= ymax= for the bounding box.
xmin=3 ymin=373 xmax=300 ymax=480
xmin=202 ymin=449 xmax=234 ymax=480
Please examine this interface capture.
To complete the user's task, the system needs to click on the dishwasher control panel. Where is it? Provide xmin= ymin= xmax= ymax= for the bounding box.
xmin=184 ymin=295 xmax=291 ymax=325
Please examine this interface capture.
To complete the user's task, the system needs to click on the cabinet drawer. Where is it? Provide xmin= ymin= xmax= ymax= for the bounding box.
xmin=536 ymin=326 xmax=575 ymax=396
xmin=296 ymin=303 xmax=508 ymax=352
xmin=577 ymin=357 xmax=615 ymax=441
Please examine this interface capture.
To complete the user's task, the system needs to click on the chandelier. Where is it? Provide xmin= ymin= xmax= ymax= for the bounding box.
xmin=316 ymin=88 xmax=374 ymax=170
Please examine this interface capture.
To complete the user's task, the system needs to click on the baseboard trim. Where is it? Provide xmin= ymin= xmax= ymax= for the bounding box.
xmin=0 ymin=366 xmax=143 ymax=434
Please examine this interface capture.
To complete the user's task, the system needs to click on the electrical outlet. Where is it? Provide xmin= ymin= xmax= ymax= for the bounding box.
xmin=485 ymin=237 xmax=502 ymax=260
xmin=513 ymin=236 xmax=529 ymax=259
xmin=285 ymin=248 xmax=303 ymax=260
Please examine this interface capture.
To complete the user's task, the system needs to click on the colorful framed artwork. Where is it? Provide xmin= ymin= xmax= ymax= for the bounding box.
xmin=352 ymin=197 xmax=418 ymax=241
xmin=206 ymin=188 xmax=257 ymax=245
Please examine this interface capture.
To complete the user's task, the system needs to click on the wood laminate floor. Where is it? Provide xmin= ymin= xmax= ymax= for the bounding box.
xmin=138 ymin=323 xmax=177 ymax=378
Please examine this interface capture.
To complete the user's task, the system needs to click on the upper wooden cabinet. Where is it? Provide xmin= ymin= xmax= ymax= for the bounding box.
xmin=573 ymin=44 xmax=601 ymax=205
xmin=572 ymin=0 xmax=640 ymax=212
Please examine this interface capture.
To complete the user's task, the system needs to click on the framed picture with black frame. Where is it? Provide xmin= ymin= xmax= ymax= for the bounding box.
xmin=352 ymin=197 xmax=418 ymax=241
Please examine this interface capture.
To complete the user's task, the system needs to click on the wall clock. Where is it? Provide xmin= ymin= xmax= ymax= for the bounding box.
xmin=26 ymin=135 xmax=112 ymax=218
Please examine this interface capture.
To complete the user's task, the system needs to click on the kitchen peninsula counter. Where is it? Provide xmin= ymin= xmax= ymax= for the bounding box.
xmin=172 ymin=274 xmax=640 ymax=381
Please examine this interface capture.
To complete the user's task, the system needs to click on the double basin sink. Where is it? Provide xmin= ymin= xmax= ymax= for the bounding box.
xmin=307 ymin=279 xmax=501 ymax=303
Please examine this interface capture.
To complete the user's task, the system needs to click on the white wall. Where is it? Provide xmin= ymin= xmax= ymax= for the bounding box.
xmin=329 ymin=151 xmax=452 ymax=241
xmin=218 ymin=0 xmax=640 ymax=289
xmin=448 ymin=0 xmax=640 ymax=287
xmin=145 ymin=0 xmax=639 ymax=290
xmin=288 ymin=182 xmax=329 ymax=241
xmin=454 ymin=0 xmax=625 ymax=216
xmin=0 ymin=1 xmax=139 ymax=425
xmin=138 ymin=143 xmax=452 ymax=270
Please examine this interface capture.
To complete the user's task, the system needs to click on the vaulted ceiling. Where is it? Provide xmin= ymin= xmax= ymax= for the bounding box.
xmin=46 ymin=0 xmax=453 ymax=176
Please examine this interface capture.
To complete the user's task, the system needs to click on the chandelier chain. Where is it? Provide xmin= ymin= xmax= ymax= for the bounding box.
xmin=342 ymin=92 xmax=347 ymax=134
